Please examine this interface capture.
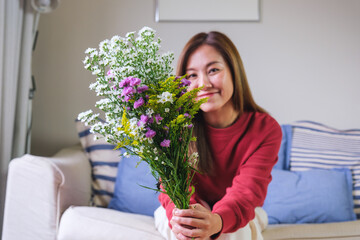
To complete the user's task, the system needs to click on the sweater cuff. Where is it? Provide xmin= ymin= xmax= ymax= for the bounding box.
xmin=213 ymin=206 xmax=237 ymax=233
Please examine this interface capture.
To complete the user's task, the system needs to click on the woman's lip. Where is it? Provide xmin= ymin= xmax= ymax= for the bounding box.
xmin=198 ymin=92 xmax=216 ymax=98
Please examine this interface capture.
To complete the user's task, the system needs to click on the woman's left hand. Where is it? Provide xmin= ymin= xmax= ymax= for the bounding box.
xmin=170 ymin=203 xmax=223 ymax=240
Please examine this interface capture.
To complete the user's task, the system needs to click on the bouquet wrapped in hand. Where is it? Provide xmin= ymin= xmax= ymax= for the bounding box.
xmin=78 ymin=27 xmax=206 ymax=209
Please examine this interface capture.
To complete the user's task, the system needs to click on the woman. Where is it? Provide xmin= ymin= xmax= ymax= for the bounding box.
xmin=155 ymin=31 xmax=282 ymax=240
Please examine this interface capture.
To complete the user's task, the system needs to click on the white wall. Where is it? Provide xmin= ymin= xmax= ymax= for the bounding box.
xmin=31 ymin=0 xmax=360 ymax=156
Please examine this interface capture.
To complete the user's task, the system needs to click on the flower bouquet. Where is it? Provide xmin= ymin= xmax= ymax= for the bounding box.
xmin=78 ymin=27 xmax=206 ymax=209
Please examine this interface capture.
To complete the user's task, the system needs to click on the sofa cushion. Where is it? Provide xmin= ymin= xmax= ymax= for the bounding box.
xmin=76 ymin=120 xmax=122 ymax=207
xmin=108 ymin=155 xmax=160 ymax=216
xmin=288 ymin=121 xmax=360 ymax=218
xmin=274 ymin=125 xmax=292 ymax=170
xmin=263 ymin=168 xmax=356 ymax=224
xmin=263 ymin=220 xmax=360 ymax=240
xmin=58 ymin=206 xmax=165 ymax=240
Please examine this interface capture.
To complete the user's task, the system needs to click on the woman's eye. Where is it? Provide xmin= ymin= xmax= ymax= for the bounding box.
xmin=209 ymin=68 xmax=219 ymax=74
xmin=187 ymin=73 xmax=197 ymax=79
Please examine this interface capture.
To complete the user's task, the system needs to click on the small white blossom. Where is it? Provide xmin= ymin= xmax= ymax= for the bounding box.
xmin=139 ymin=26 xmax=155 ymax=36
xmin=78 ymin=110 xmax=93 ymax=121
xmin=85 ymin=48 xmax=96 ymax=54
xmin=90 ymin=50 xmax=98 ymax=58
xmin=146 ymin=108 xmax=154 ymax=116
xmin=83 ymin=56 xmax=90 ymax=64
xmin=92 ymin=68 xmax=101 ymax=75
xmin=111 ymin=35 xmax=121 ymax=44
xmin=125 ymin=31 xmax=135 ymax=38
xmin=158 ymin=92 xmax=173 ymax=103
xmin=165 ymin=108 xmax=170 ymax=112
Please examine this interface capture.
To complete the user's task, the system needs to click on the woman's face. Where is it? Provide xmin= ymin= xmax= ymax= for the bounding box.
xmin=186 ymin=45 xmax=235 ymax=114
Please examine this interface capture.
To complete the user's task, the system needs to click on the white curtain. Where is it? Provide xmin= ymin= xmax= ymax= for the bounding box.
xmin=0 ymin=0 xmax=34 ymax=235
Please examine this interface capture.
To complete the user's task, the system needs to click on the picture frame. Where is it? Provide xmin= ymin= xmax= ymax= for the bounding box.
xmin=155 ymin=0 xmax=260 ymax=22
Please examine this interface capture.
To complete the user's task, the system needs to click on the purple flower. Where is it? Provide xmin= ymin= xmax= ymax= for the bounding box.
xmin=122 ymin=86 xmax=135 ymax=96
xmin=134 ymin=97 xmax=145 ymax=109
xmin=181 ymin=78 xmax=191 ymax=87
xmin=184 ymin=113 xmax=191 ymax=118
xmin=154 ymin=114 xmax=163 ymax=124
xmin=107 ymin=70 xmax=115 ymax=78
xmin=123 ymin=95 xmax=131 ymax=102
xmin=187 ymin=124 xmax=193 ymax=129
xmin=113 ymin=85 xmax=117 ymax=90
xmin=160 ymin=139 xmax=171 ymax=148
xmin=130 ymin=77 xmax=141 ymax=87
xmin=137 ymin=114 xmax=149 ymax=127
xmin=119 ymin=77 xmax=131 ymax=88
xmin=137 ymin=85 xmax=149 ymax=93
xmin=145 ymin=129 xmax=156 ymax=138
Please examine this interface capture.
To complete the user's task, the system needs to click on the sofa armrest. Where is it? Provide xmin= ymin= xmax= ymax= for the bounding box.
xmin=2 ymin=145 xmax=91 ymax=240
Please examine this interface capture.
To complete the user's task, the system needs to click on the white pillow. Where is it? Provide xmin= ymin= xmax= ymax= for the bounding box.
xmin=75 ymin=120 xmax=121 ymax=207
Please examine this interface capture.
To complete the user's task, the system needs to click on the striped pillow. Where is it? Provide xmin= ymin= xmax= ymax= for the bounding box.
xmin=289 ymin=121 xmax=360 ymax=218
xmin=76 ymin=120 xmax=122 ymax=207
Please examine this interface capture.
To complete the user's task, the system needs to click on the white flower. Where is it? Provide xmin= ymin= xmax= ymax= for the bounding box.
xmin=85 ymin=48 xmax=96 ymax=54
xmin=99 ymin=39 xmax=109 ymax=49
xmin=157 ymin=92 xmax=173 ymax=103
xmin=126 ymin=31 xmax=135 ymax=38
xmin=111 ymin=35 xmax=121 ymax=44
xmin=146 ymin=108 xmax=154 ymax=116
xmin=190 ymin=152 xmax=199 ymax=161
xmin=92 ymin=68 xmax=101 ymax=75
xmin=83 ymin=56 xmax=90 ymax=64
xmin=139 ymin=26 xmax=155 ymax=36
xmin=165 ymin=108 xmax=170 ymax=113
xmin=123 ymin=152 xmax=130 ymax=158
xmin=78 ymin=110 xmax=93 ymax=121
xmin=89 ymin=82 xmax=98 ymax=90
xmin=90 ymin=50 xmax=98 ymax=58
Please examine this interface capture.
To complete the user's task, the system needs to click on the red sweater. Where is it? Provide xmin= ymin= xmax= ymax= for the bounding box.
xmin=158 ymin=112 xmax=282 ymax=234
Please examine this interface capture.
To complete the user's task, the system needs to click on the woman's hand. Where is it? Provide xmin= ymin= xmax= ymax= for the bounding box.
xmin=170 ymin=203 xmax=223 ymax=240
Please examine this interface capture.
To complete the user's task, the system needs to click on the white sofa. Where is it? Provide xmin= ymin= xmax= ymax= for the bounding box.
xmin=2 ymin=145 xmax=360 ymax=240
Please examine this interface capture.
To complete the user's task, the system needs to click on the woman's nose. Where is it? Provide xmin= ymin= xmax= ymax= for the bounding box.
xmin=199 ymin=74 xmax=212 ymax=89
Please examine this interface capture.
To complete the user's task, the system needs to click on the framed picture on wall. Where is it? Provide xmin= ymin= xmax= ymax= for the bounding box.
xmin=155 ymin=0 xmax=260 ymax=22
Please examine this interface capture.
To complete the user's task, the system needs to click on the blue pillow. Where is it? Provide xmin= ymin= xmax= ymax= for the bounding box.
xmin=263 ymin=168 xmax=356 ymax=224
xmin=287 ymin=121 xmax=360 ymax=218
xmin=274 ymin=125 xmax=292 ymax=170
xmin=108 ymin=154 xmax=160 ymax=216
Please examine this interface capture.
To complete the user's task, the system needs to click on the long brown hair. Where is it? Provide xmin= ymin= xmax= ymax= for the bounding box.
xmin=177 ymin=31 xmax=266 ymax=174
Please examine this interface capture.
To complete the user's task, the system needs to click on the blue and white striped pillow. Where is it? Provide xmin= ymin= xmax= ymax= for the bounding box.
xmin=76 ymin=120 xmax=122 ymax=207
xmin=289 ymin=121 xmax=360 ymax=218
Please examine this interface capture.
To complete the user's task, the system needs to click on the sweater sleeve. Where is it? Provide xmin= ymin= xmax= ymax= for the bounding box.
xmin=212 ymin=121 xmax=282 ymax=233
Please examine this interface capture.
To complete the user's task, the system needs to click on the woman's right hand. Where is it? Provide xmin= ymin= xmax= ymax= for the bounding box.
xmin=170 ymin=202 xmax=222 ymax=240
